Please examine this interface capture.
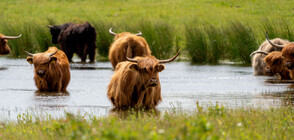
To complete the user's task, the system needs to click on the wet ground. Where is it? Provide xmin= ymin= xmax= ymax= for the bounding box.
xmin=0 ymin=57 xmax=293 ymax=120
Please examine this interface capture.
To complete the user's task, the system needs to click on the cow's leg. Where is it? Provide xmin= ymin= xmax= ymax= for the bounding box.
xmin=66 ymin=52 xmax=74 ymax=63
xmin=88 ymin=43 xmax=96 ymax=63
xmin=80 ymin=44 xmax=88 ymax=63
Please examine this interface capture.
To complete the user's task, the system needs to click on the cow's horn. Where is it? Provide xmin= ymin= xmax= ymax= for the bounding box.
xmin=159 ymin=50 xmax=181 ymax=63
xmin=25 ymin=51 xmax=34 ymax=57
xmin=48 ymin=51 xmax=58 ymax=57
xmin=250 ymin=51 xmax=269 ymax=57
xmin=46 ymin=25 xmax=54 ymax=28
xmin=126 ymin=56 xmax=138 ymax=63
xmin=266 ymin=32 xmax=285 ymax=48
xmin=136 ymin=31 xmax=142 ymax=36
xmin=109 ymin=27 xmax=116 ymax=36
xmin=2 ymin=34 xmax=22 ymax=40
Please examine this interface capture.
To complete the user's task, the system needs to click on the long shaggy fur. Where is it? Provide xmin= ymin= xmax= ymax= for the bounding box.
xmin=108 ymin=32 xmax=151 ymax=68
xmin=252 ymin=38 xmax=290 ymax=75
xmin=0 ymin=34 xmax=11 ymax=55
xmin=28 ymin=47 xmax=70 ymax=91
xmin=263 ymin=51 xmax=291 ymax=80
xmin=107 ymin=56 xmax=163 ymax=109
xmin=49 ymin=22 xmax=97 ymax=62
xmin=281 ymin=43 xmax=294 ymax=79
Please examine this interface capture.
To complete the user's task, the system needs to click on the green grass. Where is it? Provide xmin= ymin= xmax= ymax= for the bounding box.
xmin=0 ymin=105 xmax=293 ymax=139
xmin=1 ymin=0 xmax=294 ymax=63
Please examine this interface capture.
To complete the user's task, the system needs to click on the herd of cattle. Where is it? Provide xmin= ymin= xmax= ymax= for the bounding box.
xmin=251 ymin=33 xmax=294 ymax=80
xmin=0 ymin=22 xmax=180 ymax=109
xmin=2 ymin=21 xmax=294 ymax=109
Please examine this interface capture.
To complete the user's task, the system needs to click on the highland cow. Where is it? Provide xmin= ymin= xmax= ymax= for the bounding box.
xmin=107 ymin=49 xmax=180 ymax=109
xmin=251 ymin=36 xmax=289 ymax=75
xmin=26 ymin=47 xmax=70 ymax=91
xmin=0 ymin=34 xmax=21 ymax=55
xmin=47 ymin=22 xmax=97 ymax=63
xmin=108 ymin=27 xmax=151 ymax=68
xmin=259 ymin=51 xmax=291 ymax=80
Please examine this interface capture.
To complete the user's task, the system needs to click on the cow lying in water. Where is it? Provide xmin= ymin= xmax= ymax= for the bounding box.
xmin=0 ymin=34 xmax=22 ymax=55
xmin=250 ymin=35 xmax=289 ymax=75
xmin=107 ymin=49 xmax=180 ymax=109
xmin=108 ymin=27 xmax=151 ymax=69
xmin=252 ymin=51 xmax=291 ymax=80
xmin=26 ymin=47 xmax=70 ymax=91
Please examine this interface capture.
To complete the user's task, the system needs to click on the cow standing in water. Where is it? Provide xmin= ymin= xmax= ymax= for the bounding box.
xmin=108 ymin=28 xmax=151 ymax=69
xmin=47 ymin=22 xmax=97 ymax=63
xmin=0 ymin=34 xmax=22 ymax=55
xmin=107 ymin=49 xmax=180 ymax=109
xmin=26 ymin=47 xmax=70 ymax=92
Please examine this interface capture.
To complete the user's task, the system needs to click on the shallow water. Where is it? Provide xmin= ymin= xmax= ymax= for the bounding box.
xmin=0 ymin=57 xmax=293 ymax=120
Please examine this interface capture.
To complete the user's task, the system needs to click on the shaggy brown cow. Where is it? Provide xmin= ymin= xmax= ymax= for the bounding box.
xmin=26 ymin=47 xmax=70 ymax=91
xmin=107 ymin=50 xmax=180 ymax=109
xmin=259 ymin=51 xmax=291 ymax=80
xmin=108 ymin=27 xmax=151 ymax=68
xmin=47 ymin=22 xmax=97 ymax=63
xmin=251 ymin=34 xmax=289 ymax=75
xmin=0 ymin=34 xmax=21 ymax=55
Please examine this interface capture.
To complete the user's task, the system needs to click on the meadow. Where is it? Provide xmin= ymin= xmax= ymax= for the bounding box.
xmin=0 ymin=105 xmax=293 ymax=139
xmin=1 ymin=0 xmax=294 ymax=63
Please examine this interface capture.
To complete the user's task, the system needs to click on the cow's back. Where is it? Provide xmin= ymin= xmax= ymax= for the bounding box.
xmin=109 ymin=35 xmax=151 ymax=68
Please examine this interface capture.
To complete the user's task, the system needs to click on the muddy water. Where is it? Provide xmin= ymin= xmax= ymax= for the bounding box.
xmin=0 ymin=57 xmax=293 ymax=120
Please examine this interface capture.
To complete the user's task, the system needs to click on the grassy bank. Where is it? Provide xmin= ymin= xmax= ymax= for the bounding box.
xmin=1 ymin=0 xmax=294 ymax=63
xmin=0 ymin=105 xmax=293 ymax=139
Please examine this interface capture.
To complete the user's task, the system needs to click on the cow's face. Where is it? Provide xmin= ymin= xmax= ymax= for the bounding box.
xmin=49 ymin=27 xmax=61 ymax=44
xmin=282 ymin=44 xmax=294 ymax=69
xmin=0 ymin=37 xmax=10 ymax=55
xmin=27 ymin=54 xmax=57 ymax=77
xmin=264 ymin=52 xmax=284 ymax=76
xmin=129 ymin=56 xmax=165 ymax=88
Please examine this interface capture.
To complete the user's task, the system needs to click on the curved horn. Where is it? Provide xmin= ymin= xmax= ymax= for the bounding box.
xmin=2 ymin=34 xmax=22 ymax=40
xmin=46 ymin=25 xmax=54 ymax=28
xmin=109 ymin=27 xmax=116 ymax=36
xmin=266 ymin=32 xmax=285 ymax=48
xmin=159 ymin=50 xmax=181 ymax=63
xmin=25 ymin=51 xmax=34 ymax=57
xmin=250 ymin=51 xmax=268 ymax=57
xmin=48 ymin=50 xmax=58 ymax=57
xmin=136 ymin=31 xmax=142 ymax=36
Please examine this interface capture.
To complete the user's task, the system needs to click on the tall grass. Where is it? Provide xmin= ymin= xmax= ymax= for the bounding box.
xmin=185 ymin=24 xmax=208 ymax=63
xmin=204 ymin=25 xmax=224 ymax=64
xmin=90 ymin=20 xmax=113 ymax=60
xmin=136 ymin=19 xmax=174 ymax=59
xmin=225 ymin=21 xmax=257 ymax=64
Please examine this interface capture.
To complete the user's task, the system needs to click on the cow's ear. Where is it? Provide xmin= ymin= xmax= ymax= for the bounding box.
xmin=129 ymin=64 xmax=139 ymax=71
xmin=26 ymin=57 xmax=33 ymax=64
xmin=49 ymin=56 xmax=57 ymax=64
xmin=156 ymin=64 xmax=165 ymax=72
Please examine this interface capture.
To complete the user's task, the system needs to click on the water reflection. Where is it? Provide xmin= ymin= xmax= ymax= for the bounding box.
xmin=109 ymin=108 xmax=160 ymax=119
xmin=35 ymin=90 xmax=70 ymax=96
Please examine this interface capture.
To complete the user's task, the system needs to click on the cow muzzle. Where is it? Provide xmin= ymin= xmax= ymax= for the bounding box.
xmin=37 ymin=69 xmax=45 ymax=76
xmin=148 ymin=78 xmax=158 ymax=87
xmin=265 ymin=67 xmax=274 ymax=76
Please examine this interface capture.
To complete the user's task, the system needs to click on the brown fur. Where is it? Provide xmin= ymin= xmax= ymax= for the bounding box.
xmin=252 ymin=38 xmax=290 ymax=75
xmin=26 ymin=47 xmax=70 ymax=91
xmin=281 ymin=43 xmax=294 ymax=79
xmin=108 ymin=32 xmax=151 ymax=68
xmin=263 ymin=51 xmax=291 ymax=80
xmin=0 ymin=34 xmax=11 ymax=55
xmin=107 ymin=56 xmax=166 ymax=109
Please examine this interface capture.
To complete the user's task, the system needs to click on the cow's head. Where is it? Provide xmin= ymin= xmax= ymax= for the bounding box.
xmin=263 ymin=51 xmax=284 ymax=76
xmin=26 ymin=51 xmax=58 ymax=77
xmin=0 ymin=34 xmax=21 ymax=55
xmin=109 ymin=27 xmax=142 ymax=40
xmin=47 ymin=25 xmax=62 ymax=44
xmin=126 ymin=50 xmax=180 ymax=88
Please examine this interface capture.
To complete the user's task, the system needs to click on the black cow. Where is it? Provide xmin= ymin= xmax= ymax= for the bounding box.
xmin=47 ymin=22 xmax=97 ymax=63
